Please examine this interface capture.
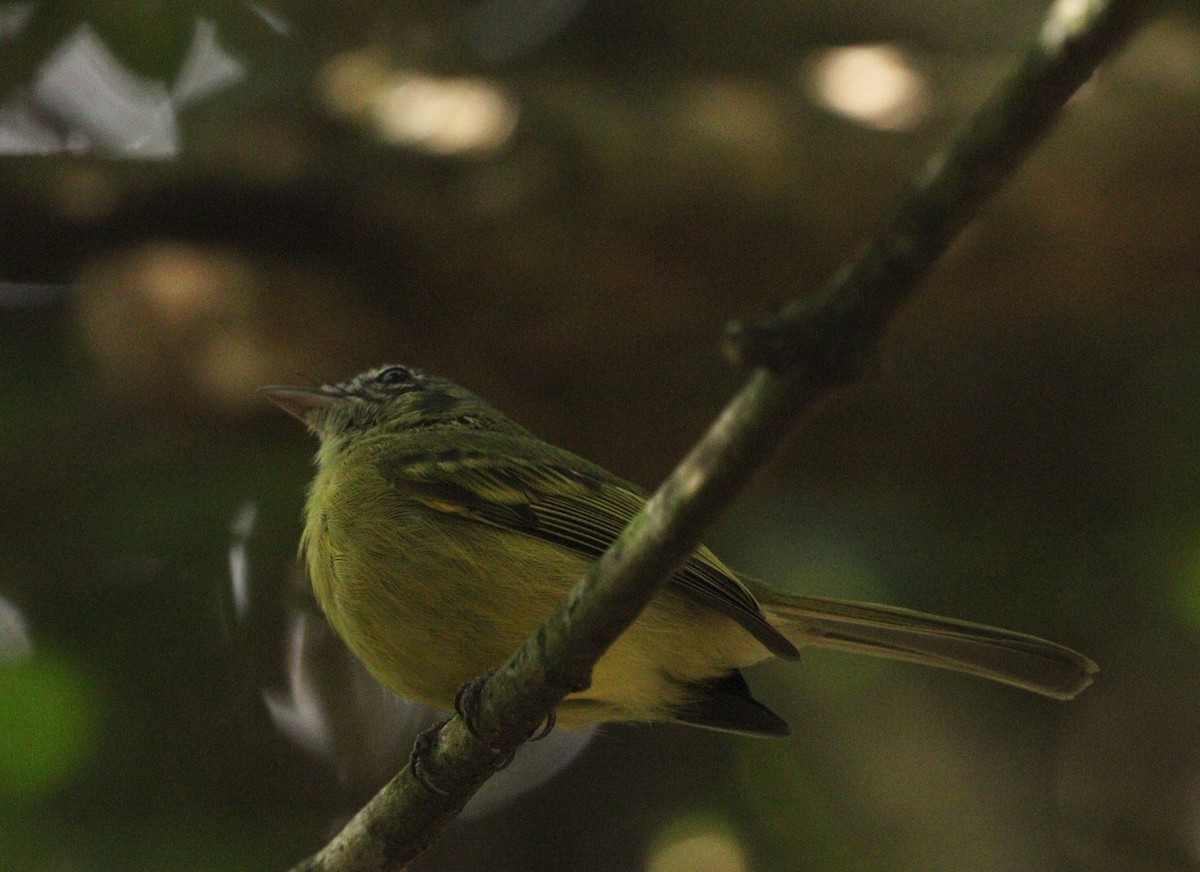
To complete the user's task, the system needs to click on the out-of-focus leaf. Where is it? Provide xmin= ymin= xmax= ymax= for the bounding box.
xmin=0 ymin=652 xmax=97 ymax=798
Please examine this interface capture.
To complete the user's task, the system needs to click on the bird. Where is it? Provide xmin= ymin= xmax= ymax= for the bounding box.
xmin=262 ymin=364 xmax=1096 ymax=739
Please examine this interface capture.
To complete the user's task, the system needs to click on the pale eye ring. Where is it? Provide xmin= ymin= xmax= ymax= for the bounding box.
xmin=376 ymin=366 xmax=414 ymax=386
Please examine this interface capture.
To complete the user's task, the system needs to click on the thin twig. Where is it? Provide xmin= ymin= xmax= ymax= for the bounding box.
xmin=288 ymin=0 xmax=1161 ymax=868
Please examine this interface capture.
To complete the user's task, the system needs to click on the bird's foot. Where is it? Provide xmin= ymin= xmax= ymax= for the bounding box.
xmin=529 ymin=710 xmax=556 ymax=741
xmin=454 ymin=670 xmax=559 ymax=749
xmin=454 ymin=670 xmax=495 ymax=743
xmin=409 ymin=719 xmax=452 ymax=797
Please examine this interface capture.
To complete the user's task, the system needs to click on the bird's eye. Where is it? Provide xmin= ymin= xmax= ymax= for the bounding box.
xmin=375 ymin=366 xmax=414 ymax=386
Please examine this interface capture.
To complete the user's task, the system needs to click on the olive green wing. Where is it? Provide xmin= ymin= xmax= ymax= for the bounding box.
xmin=376 ymin=432 xmax=799 ymax=659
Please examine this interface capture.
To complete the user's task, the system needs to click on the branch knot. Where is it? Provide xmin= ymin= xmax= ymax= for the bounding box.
xmin=723 ymin=297 xmax=868 ymax=384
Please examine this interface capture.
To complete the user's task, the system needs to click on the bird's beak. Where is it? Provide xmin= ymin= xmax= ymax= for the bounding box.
xmin=258 ymin=385 xmax=345 ymax=424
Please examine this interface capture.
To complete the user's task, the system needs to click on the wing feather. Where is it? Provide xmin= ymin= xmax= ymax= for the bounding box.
xmin=376 ymin=431 xmax=798 ymax=658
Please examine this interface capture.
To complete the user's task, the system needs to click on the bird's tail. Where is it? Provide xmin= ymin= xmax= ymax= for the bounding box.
xmin=754 ymin=590 xmax=1096 ymax=699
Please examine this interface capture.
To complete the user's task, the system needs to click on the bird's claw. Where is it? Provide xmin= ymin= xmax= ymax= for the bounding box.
xmin=454 ymin=670 xmax=495 ymax=742
xmin=529 ymin=710 xmax=556 ymax=742
xmin=454 ymin=671 xmax=558 ymax=750
xmin=409 ymin=720 xmax=452 ymax=797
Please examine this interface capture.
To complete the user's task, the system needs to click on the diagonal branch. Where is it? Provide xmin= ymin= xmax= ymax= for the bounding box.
xmin=287 ymin=0 xmax=1162 ymax=868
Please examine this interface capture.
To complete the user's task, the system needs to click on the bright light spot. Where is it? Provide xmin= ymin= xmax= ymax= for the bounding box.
xmin=1040 ymin=0 xmax=1098 ymax=50
xmin=2 ymin=16 xmax=252 ymax=156
xmin=227 ymin=500 xmax=258 ymax=621
xmin=243 ymin=1 xmax=293 ymax=36
xmin=648 ymin=819 xmax=749 ymax=872
xmin=32 ymin=24 xmax=179 ymax=157
xmin=0 ymin=594 xmax=33 ymax=663
xmin=137 ymin=245 xmax=229 ymax=328
xmin=319 ymin=55 xmax=519 ymax=156
xmin=262 ymin=612 xmax=338 ymax=761
xmin=171 ymin=18 xmax=245 ymax=105
xmin=806 ymin=44 xmax=929 ymax=132
xmin=373 ymin=73 xmax=518 ymax=156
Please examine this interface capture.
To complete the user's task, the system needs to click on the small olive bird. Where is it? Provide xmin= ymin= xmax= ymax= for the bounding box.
xmin=262 ymin=365 xmax=1095 ymax=738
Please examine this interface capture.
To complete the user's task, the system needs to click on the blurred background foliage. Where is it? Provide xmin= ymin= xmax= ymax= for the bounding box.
xmin=0 ymin=0 xmax=1198 ymax=870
